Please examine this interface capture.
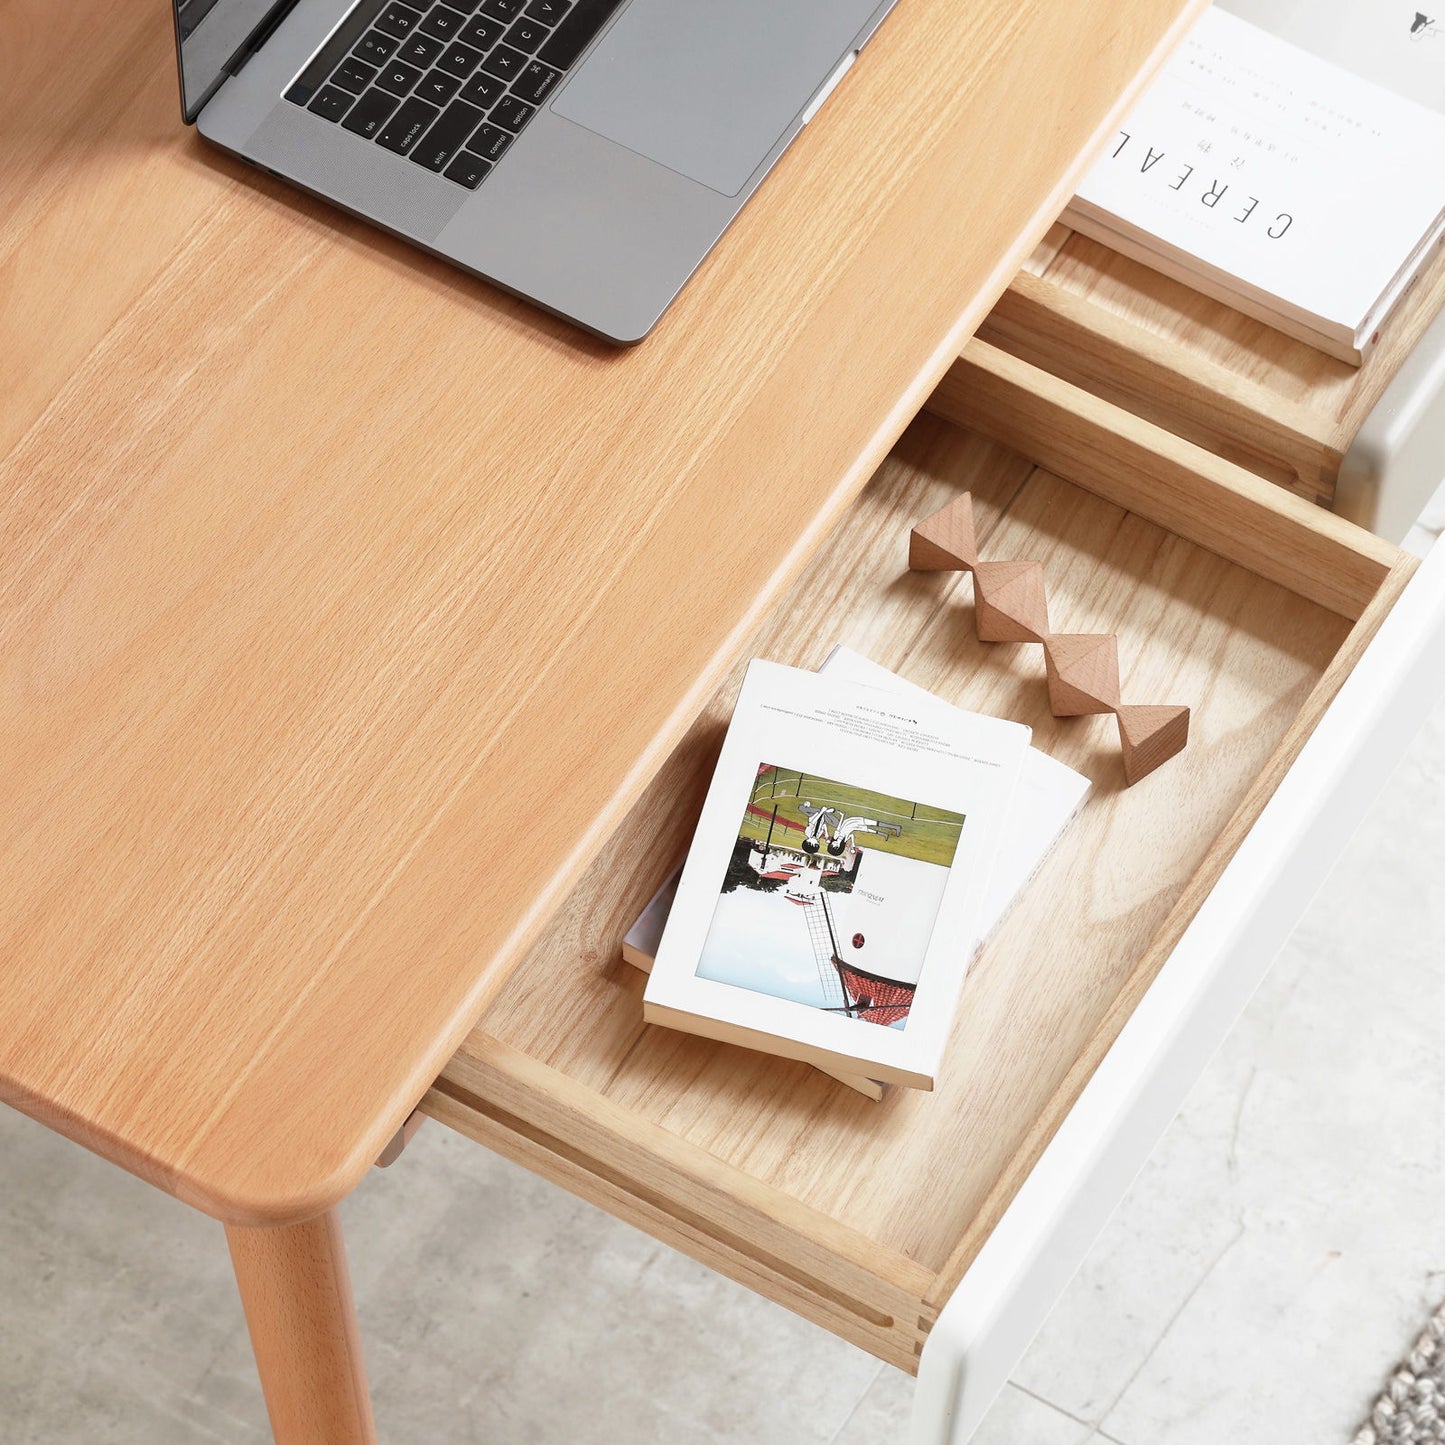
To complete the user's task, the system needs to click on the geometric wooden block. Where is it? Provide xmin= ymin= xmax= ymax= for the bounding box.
xmin=1115 ymin=704 xmax=1190 ymax=784
xmin=907 ymin=490 xmax=1190 ymax=785
xmin=909 ymin=494 xmax=978 ymax=572
xmin=973 ymin=560 xmax=1049 ymax=643
xmin=1043 ymin=634 xmax=1121 ymax=716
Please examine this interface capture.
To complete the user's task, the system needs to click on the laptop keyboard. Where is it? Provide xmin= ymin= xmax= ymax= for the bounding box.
xmin=284 ymin=0 xmax=621 ymax=189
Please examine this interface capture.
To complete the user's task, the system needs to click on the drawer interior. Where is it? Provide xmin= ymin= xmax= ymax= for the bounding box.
xmin=973 ymin=225 xmax=1445 ymax=503
xmin=426 ymin=353 xmax=1412 ymax=1370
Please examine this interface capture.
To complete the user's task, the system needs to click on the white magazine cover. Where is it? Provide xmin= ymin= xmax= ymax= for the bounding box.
xmin=624 ymin=648 xmax=1090 ymax=1099
xmin=642 ymin=659 xmax=1031 ymax=1090
xmin=624 ymin=647 xmax=1091 ymax=966
xmin=1066 ymin=6 xmax=1445 ymax=360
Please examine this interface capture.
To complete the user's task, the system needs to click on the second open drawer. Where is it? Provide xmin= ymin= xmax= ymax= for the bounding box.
xmin=420 ymin=340 xmax=1420 ymax=1374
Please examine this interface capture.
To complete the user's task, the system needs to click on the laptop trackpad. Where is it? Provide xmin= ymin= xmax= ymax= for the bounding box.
xmin=552 ymin=0 xmax=881 ymax=197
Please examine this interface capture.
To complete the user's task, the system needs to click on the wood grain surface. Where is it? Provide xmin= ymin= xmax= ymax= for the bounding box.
xmin=227 ymin=1208 xmax=377 ymax=1443
xmin=434 ymin=410 xmax=1411 ymax=1363
xmin=980 ymin=230 xmax=1445 ymax=500
xmin=932 ymin=342 xmax=1399 ymax=619
xmin=0 ymin=0 xmax=1207 ymax=1222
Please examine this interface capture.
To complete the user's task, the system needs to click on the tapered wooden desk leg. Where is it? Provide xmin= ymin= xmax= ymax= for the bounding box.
xmin=226 ymin=1208 xmax=378 ymax=1445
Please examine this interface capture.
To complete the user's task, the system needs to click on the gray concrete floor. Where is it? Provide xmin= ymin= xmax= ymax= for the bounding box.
xmin=3 ymin=689 xmax=1443 ymax=1444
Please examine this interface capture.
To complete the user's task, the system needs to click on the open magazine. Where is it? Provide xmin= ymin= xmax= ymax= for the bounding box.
xmin=642 ymin=659 xmax=1031 ymax=1090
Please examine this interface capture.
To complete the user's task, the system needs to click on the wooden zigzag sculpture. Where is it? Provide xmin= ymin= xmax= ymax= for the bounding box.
xmin=909 ymin=493 xmax=1189 ymax=785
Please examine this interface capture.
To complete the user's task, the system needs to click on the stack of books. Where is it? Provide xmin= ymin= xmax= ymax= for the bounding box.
xmin=1064 ymin=6 xmax=1445 ymax=363
xmin=627 ymin=649 xmax=1090 ymax=1097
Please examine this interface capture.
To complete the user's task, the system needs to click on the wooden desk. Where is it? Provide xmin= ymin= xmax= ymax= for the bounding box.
xmin=1 ymin=0 xmax=1202 ymax=1437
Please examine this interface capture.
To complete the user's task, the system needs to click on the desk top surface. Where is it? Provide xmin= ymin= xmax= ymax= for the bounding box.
xmin=1 ymin=0 xmax=1196 ymax=1223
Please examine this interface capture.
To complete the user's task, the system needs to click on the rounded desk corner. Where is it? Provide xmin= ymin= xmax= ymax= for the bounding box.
xmin=176 ymin=1128 xmax=398 ymax=1231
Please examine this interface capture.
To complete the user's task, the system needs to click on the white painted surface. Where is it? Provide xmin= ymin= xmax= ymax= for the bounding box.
xmin=912 ymin=538 xmax=1445 ymax=1445
xmin=1218 ymin=0 xmax=1445 ymax=112
xmin=1337 ymin=310 xmax=1445 ymax=544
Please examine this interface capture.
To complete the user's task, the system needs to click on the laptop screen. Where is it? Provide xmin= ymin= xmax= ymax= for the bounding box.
xmin=174 ymin=0 xmax=290 ymax=122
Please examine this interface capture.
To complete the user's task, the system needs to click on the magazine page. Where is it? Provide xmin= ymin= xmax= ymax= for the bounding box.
xmin=643 ymin=659 xmax=1031 ymax=1090
xmin=1069 ymin=7 xmax=1445 ymax=344
xmin=820 ymin=646 xmax=1091 ymax=943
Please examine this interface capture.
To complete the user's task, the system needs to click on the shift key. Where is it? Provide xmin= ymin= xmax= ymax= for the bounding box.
xmin=409 ymin=99 xmax=485 ymax=171
xmin=376 ymin=95 xmax=440 ymax=153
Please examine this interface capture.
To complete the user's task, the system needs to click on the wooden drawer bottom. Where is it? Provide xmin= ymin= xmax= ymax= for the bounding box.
xmin=424 ymin=352 xmax=1412 ymax=1371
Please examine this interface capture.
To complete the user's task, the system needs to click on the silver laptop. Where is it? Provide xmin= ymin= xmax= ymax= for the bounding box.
xmin=177 ymin=0 xmax=898 ymax=343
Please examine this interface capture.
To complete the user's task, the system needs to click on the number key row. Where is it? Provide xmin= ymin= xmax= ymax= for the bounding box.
xmin=288 ymin=0 xmax=572 ymax=191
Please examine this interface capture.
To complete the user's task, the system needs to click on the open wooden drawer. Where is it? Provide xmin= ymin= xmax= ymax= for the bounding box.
xmin=420 ymin=340 xmax=1427 ymax=1375
xmin=979 ymin=224 xmax=1445 ymax=507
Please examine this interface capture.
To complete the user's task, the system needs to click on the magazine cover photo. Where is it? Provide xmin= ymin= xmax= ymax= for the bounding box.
xmin=694 ymin=764 xmax=967 ymax=1029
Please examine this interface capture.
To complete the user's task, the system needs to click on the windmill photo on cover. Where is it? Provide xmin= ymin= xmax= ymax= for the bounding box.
xmin=696 ymin=764 xmax=967 ymax=1031
xmin=643 ymin=660 xmax=1032 ymax=1090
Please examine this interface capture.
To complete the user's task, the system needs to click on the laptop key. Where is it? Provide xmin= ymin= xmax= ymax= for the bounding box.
xmin=409 ymin=99 xmax=486 ymax=171
xmin=503 ymin=17 xmax=549 ymax=51
xmin=419 ymin=3 xmax=468 ymax=39
xmin=478 ymin=0 xmax=524 ymax=19
xmin=436 ymin=41 xmax=484 ymax=77
xmin=489 ymin=94 xmax=535 ymax=131
xmin=416 ymin=69 xmax=463 ymax=104
xmin=376 ymin=95 xmax=441 ymax=152
xmin=341 ymin=86 xmax=402 ymax=138
xmin=469 ymin=121 xmax=513 ymax=161
xmin=458 ymin=71 xmax=506 ymax=107
xmin=443 ymin=150 xmax=492 ymax=188
xmin=376 ymin=59 xmax=424 ymax=95
xmin=537 ymin=0 xmax=622 ymax=70
xmin=510 ymin=59 xmax=560 ymax=104
xmin=457 ymin=14 xmax=504 ymax=50
xmin=333 ymin=58 xmax=379 ymax=93
xmin=307 ymin=85 xmax=356 ymax=122
xmin=285 ymin=0 xmax=392 ymax=104
xmin=396 ymin=33 xmax=444 ymax=66
xmin=375 ymin=2 xmax=424 ymax=37
xmin=479 ymin=43 xmax=527 ymax=81
xmin=354 ymin=29 xmax=399 ymax=64
xmin=525 ymin=0 xmax=568 ymax=22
